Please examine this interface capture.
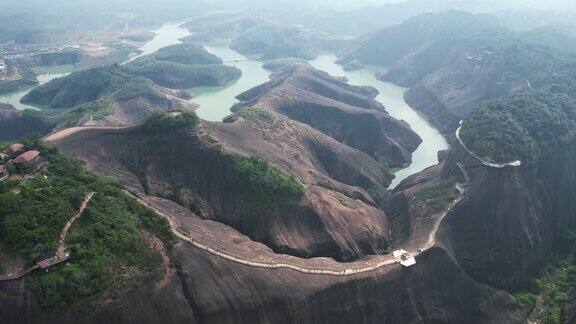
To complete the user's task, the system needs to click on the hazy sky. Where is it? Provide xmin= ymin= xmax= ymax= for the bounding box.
xmin=3 ymin=0 xmax=576 ymax=17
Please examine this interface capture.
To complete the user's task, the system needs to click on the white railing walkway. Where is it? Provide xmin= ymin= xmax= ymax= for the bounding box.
xmin=455 ymin=121 xmax=521 ymax=168
xmin=40 ymin=122 xmax=473 ymax=276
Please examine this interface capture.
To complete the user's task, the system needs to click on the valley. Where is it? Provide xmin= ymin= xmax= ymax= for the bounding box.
xmin=2 ymin=2 xmax=576 ymax=324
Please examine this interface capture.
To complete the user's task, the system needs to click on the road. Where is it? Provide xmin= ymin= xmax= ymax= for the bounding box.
xmin=455 ymin=121 xmax=521 ymax=168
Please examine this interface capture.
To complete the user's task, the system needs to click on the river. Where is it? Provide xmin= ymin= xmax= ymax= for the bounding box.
xmin=126 ymin=23 xmax=190 ymax=62
xmin=0 ymin=64 xmax=74 ymax=111
xmin=308 ymin=54 xmax=449 ymax=188
xmin=0 ymin=22 xmax=447 ymax=188
xmin=192 ymin=50 xmax=448 ymax=188
xmin=193 ymin=47 xmax=271 ymax=121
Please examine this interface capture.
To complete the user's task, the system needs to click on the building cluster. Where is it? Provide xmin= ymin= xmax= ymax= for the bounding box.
xmin=0 ymin=143 xmax=45 ymax=182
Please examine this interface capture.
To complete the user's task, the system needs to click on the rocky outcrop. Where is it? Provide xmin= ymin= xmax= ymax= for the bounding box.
xmin=0 ymin=242 xmax=521 ymax=324
xmin=438 ymin=144 xmax=576 ymax=287
xmin=53 ymin=111 xmax=394 ymax=262
xmin=234 ymin=63 xmax=421 ymax=167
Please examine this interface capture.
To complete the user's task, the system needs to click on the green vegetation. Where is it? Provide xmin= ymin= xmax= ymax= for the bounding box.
xmin=134 ymin=111 xmax=199 ymax=135
xmin=411 ymin=182 xmax=459 ymax=216
xmin=151 ymin=43 xmax=222 ymax=65
xmin=231 ymin=156 xmax=305 ymax=200
xmin=238 ymin=107 xmax=273 ymax=123
xmin=22 ymin=64 xmax=158 ymax=109
xmin=0 ymin=140 xmax=174 ymax=310
xmin=0 ymin=78 xmax=37 ymax=95
xmin=230 ymin=23 xmax=324 ymax=60
xmin=510 ymin=231 xmax=576 ymax=323
xmin=19 ymin=64 xmax=163 ymax=126
xmin=461 ymin=92 xmax=576 ymax=164
xmin=262 ymin=58 xmax=306 ymax=71
xmin=512 ymin=292 xmax=537 ymax=313
xmin=125 ymin=58 xmax=241 ymax=89
xmin=378 ymin=155 xmax=402 ymax=172
xmin=230 ymin=156 xmax=304 ymax=219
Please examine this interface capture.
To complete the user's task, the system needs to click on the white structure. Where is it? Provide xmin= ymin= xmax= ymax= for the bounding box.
xmin=394 ymin=249 xmax=416 ymax=267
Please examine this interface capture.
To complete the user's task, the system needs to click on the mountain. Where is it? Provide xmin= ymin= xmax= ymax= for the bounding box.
xmin=21 ymin=64 xmax=193 ymax=127
xmin=234 ymin=62 xmax=421 ymax=168
xmin=338 ymin=10 xmax=576 ymax=131
xmin=125 ymin=58 xmax=241 ymax=89
xmin=182 ymin=15 xmax=346 ymax=60
xmin=124 ymin=43 xmax=242 ymax=89
xmin=30 ymin=103 xmax=519 ymax=322
xmin=17 ymin=43 xmax=244 ymax=127
xmin=51 ymin=64 xmax=423 ymax=262
xmin=0 ymin=106 xmax=54 ymax=140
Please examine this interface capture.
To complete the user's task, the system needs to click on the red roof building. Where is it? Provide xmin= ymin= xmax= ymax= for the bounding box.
xmin=13 ymin=150 xmax=43 ymax=174
xmin=6 ymin=143 xmax=24 ymax=158
xmin=13 ymin=150 xmax=40 ymax=164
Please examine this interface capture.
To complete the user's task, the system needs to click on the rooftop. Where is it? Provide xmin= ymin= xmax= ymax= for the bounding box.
xmin=0 ymin=165 xmax=5 ymax=173
xmin=8 ymin=143 xmax=24 ymax=152
xmin=13 ymin=150 xmax=40 ymax=164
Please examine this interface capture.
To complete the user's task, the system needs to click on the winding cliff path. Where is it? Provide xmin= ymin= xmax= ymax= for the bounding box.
xmin=43 ymin=122 xmax=469 ymax=276
xmin=43 ymin=122 xmax=469 ymax=275
xmin=0 ymin=191 xmax=94 ymax=282
xmin=43 ymin=125 xmax=130 ymax=143
xmin=125 ymin=179 xmax=466 ymax=276
xmin=57 ymin=191 xmax=94 ymax=255
xmin=455 ymin=121 xmax=521 ymax=168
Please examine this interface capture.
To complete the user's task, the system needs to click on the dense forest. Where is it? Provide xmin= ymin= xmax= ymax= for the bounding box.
xmin=460 ymin=91 xmax=576 ymax=164
xmin=0 ymin=138 xmax=174 ymax=310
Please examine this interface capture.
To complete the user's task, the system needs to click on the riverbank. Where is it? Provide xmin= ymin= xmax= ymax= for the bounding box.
xmin=308 ymin=54 xmax=449 ymax=188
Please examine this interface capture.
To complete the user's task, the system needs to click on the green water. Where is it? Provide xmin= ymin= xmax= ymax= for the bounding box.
xmin=0 ymin=64 xmax=74 ymax=111
xmin=193 ymin=46 xmax=271 ymax=121
xmin=0 ymin=20 xmax=447 ymax=188
xmin=308 ymin=54 xmax=449 ymax=188
xmin=127 ymin=23 xmax=190 ymax=62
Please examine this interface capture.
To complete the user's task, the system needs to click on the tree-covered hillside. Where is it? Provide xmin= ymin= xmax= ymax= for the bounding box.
xmin=150 ymin=43 xmax=223 ymax=65
xmin=125 ymin=58 xmax=241 ymax=89
xmin=0 ymin=139 xmax=174 ymax=310
xmin=21 ymin=64 xmax=160 ymax=109
xmin=460 ymin=92 xmax=576 ymax=164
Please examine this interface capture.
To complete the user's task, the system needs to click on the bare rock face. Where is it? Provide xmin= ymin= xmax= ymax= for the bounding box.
xmin=54 ymin=112 xmax=393 ymax=262
xmin=234 ymin=63 xmax=422 ymax=168
xmin=172 ymin=246 xmax=518 ymax=324
xmin=403 ymin=52 xmax=530 ymax=132
xmin=440 ymin=145 xmax=576 ymax=287
xmin=0 ymin=242 xmax=520 ymax=324
xmin=389 ymin=139 xmax=576 ymax=289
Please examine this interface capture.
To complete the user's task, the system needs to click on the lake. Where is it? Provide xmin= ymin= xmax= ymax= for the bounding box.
xmin=0 ymin=21 xmax=448 ymax=189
